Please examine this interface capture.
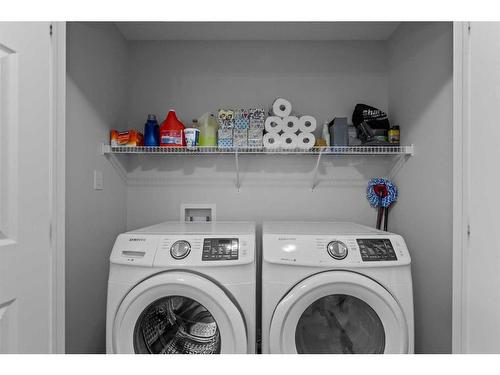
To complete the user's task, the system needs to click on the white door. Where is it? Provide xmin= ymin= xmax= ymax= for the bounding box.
xmin=456 ymin=22 xmax=500 ymax=353
xmin=0 ymin=22 xmax=58 ymax=353
xmin=112 ymin=272 xmax=247 ymax=354
xmin=269 ymin=272 xmax=408 ymax=354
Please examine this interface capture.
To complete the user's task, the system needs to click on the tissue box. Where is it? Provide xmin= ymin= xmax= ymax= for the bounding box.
xmin=248 ymin=126 xmax=263 ymax=139
xmin=217 ymin=109 xmax=235 ymax=129
xmin=218 ymin=128 xmax=233 ymax=149
xmin=234 ymin=108 xmax=250 ymax=129
xmin=249 ymin=108 xmax=265 ymax=129
xmin=233 ymin=128 xmax=248 ymax=148
xmin=218 ymin=138 xmax=233 ymax=149
xmin=248 ymin=138 xmax=263 ymax=148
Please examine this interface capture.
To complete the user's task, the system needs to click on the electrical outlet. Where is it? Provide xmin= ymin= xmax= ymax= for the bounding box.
xmin=93 ymin=170 xmax=103 ymax=190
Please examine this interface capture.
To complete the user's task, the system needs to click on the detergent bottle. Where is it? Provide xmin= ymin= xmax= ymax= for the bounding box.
xmin=144 ymin=114 xmax=159 ymax=146
xmin=160 ymin=110 xmax=186 ymax=147
xmin=197 ymin=112 xmax=218 ymax=146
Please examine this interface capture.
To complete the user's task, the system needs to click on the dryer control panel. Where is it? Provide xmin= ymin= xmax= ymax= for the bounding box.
xmin=357 ymin=238 xmax=398 ymax=261
xmin=263 ymin=233 xmax=410 ymax=268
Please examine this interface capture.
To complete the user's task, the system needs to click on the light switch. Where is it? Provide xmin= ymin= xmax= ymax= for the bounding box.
xmin=93 ymin=170 xmax=103 ymax=190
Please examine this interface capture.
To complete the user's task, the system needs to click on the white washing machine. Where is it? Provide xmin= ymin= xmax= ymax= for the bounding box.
xmin=262 ymin=222 xmax=414 ymax=354
xmin=106 ymin=221 xmax=256 ymax=354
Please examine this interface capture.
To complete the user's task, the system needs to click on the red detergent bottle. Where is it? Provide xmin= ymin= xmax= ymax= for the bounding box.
xmin=160 ymin=110 xmax=186 ymax=147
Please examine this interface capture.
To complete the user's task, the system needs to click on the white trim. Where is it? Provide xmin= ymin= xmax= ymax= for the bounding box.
xmin=49 ymin=21 xmax=66 ymax=354
xmin=452 ymin=21 xmax=470 ymax=354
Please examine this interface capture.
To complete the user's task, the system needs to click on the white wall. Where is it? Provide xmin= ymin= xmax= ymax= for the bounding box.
xmin=388 ymin=22 xmax=453 ymax=353
xmin=66 ymin=22 xmax=128 ymax=353
xmin=124 ymin=40 xmax=390 ymax=230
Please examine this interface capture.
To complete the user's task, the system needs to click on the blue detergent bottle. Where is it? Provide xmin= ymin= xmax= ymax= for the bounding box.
xmin=144 ymin=114 xmax=159 ymax=146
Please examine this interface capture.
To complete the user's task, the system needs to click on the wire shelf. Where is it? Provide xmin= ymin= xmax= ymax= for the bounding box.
xmin=102 ymin=144 xmax=414 ymax=156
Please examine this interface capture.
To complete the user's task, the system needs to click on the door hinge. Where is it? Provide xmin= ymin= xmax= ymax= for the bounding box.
xmin=467 ymin=224 xmax=471 ymax=237
xmin=50 ymin=24 xmax=53 ymax=37
xmin=467 ymin=22 xmax=471 ymax=34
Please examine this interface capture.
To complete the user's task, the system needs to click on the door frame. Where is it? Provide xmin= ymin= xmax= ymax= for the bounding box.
xmin=452 ymin=21 xmax=470 ymax=354
xmin=49 ymin=21 xmax=66 ymax=353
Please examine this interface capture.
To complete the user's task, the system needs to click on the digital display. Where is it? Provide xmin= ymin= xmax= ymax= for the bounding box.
xmin=357 ymin=239 xmax=397 ymax=261
xmin=202 ymin=238 xmax=239 ymax=261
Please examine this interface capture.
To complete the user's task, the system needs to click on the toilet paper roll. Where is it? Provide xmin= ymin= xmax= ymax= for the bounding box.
xmin=297 ymin=132 xmax=316 ymax=150
xmin=270 ymin=97 xmax=292 ymax=117
xmin=264 ymin=116 xmax=284 ymax=133
xmin=263 ymin=133 xmax=281 ymax=149
xmin=282 ymin=115 xmax=300 ymax=133
xmin=298 ymin=115 xmax=317 ymax=133
xmin=280 ymin=132 xmax=299 ymax=149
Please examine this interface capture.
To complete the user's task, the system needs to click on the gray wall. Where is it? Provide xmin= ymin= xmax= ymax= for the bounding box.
xmin=125 ymin=40 xmax=388 ymax=135
xmin=388 ymin=22 xmax=453 ymax=353
xmin=66 ymin=22 xmax=128 ymax=353
xmin=124 ymin=40 xmax=390 ymax=231
xmin=65 ymin=23 xmax=453 ymax=354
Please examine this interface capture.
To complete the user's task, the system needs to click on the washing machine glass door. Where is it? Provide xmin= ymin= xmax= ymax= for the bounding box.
xmin=270 ymin=271 xmax=408 ymax=354
xmin=113 ymin=271 xmax=247 ymax=354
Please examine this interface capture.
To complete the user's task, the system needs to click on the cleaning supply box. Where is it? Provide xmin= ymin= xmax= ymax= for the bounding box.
xmin=110 ymin=129 xmax=144 ymax=147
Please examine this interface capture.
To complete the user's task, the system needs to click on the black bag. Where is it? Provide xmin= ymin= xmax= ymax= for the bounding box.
xmin=352 ymin=104 xmax=391 ymax=144
xmin=352 ymin=103 xmax=390 ymax=129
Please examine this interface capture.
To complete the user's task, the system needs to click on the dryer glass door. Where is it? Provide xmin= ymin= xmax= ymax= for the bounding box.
xmin=113 ymin=271 xmax=247 ymax=354
xmin=269 ymin=271 xmax=408 ymax=354
xmin=295 ymin=294 xmax=385 ymax=354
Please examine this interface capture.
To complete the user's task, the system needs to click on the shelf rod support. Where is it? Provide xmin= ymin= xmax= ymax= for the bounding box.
xmin=311 ymin=149 xmax=324 ymax=191
xmin=388 ymin=154 xmax=408 ymax=180
xmin=235 ymin=149 xmax=240 ymax=192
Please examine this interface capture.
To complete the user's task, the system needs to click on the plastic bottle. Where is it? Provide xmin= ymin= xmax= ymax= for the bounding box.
xmin=159 ymin=110 xmax=186 ymax=147
xmin=322 ymin=121 xmax=330 ymax=146
xmin=144 ymin=114 xmax=159 ymax=146
xmin=197 ymin=112 xmax=219 ymax=146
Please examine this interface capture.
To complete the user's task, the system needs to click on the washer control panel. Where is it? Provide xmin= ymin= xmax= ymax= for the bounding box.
xmin=357 ymin=238 xmax=397 ymax=261
xmin=202 ymin=238 xmax=239 ymax=261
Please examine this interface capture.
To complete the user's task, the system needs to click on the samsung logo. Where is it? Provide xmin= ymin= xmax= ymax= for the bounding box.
xmin=278 ymin=237 xmax=296 ymax=241
xmin=129 ymin=238 xmax=146 ymax=242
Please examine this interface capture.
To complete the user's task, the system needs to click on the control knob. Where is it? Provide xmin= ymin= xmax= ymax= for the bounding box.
xmin=327 ymin=240 xmax=348 ymax=260
xmin=170 ymin=240 xmax=191 ymax=259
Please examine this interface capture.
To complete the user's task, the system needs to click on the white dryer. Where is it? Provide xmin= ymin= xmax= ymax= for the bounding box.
xmin=262 ymin=222 xmax=414 ymax=354
xmin=106 ymin=221 xmax=256 ymax=354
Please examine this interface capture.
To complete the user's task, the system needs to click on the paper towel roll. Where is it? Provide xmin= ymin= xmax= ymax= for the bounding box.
xmin=298 ymin=115 xmax=317 ymax=133
xmin=270 ymin=97 xmax=292 ymax=117
xmin=280 ymin=132 xmax=299 ymax=149
xmin=297 ymin=132 xmax=316 ymax=150
xmin=264 ymin=116 xmax=284 ymax=133
xmin=263 ymin=133 xmax=281 ymax=149
xmin=282 ymin=115 xmax=300 ymax=133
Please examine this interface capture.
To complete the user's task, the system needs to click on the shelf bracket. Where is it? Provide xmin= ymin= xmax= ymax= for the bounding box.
xmin=101 ymin=143 xmax=111 ymax=155
xmin=235 ymin=149 xmax=240 ymax=192
xmin=311 ymin=148 xmax=324 ymax=191
xmin=388 ymin=154 xmax=409 ymax=180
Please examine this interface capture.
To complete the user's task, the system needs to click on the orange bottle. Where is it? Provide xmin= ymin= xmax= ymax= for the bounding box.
xmin=159 ymin=110 xmax=186 ymax=147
